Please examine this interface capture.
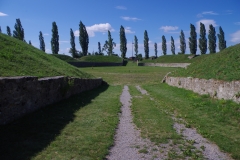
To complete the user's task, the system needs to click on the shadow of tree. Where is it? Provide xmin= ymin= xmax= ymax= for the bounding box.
xmin=0 ymin=83 xmax=109 ymax=160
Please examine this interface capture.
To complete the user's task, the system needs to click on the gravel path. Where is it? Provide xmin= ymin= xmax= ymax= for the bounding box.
xmin=106 ymin=86 xmax=167 ymax=160
xmin=136 ymin=85 xmax=233 ymax=160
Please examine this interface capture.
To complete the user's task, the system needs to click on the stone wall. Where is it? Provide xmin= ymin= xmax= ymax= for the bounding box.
xmin=68 ymin=62 xmax=123 ymax=67
xmin=0 ymin=76 xmax=102 ymax=125
xmin=138 ymin=63 xmax=190 ymax=68
xmin=165 ymin=76 xmax=240 ymax=103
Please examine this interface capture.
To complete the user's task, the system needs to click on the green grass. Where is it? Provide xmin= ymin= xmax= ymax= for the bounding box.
xmin=141 ymin=54 xmax=205 ymax=63
xmin=78 ymin=55 xmax=123 ymax=63
xmin=171 ymin=43 xmax=240 ymax=81
xmin=143 ymin=83 xmax=240 ymax=159
xmin=0 ymin=33 xmax=93 ymax=78
xmin=0 ymin=84 xmax=122 ymax=160
xmin=51 ymin=54 xmax=79 ymax=62
xmin=81 ymin=66 xmax=177 ymax=85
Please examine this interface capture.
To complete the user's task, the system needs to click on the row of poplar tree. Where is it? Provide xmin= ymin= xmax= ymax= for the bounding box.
xmin=1 ymin=19 xmax=226 ymax=59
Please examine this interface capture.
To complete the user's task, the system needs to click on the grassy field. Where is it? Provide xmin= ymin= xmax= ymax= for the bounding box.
xmin=0 ymin=33 xmax=93 ymax=78
xmin=81 ymin=66 xmax=177 ymax=85
xmin=142 ymin=83 xmax=240 ymax=159
xmin=0 ymin=84 xmax=122 ymax=160
xmin=141 ymin=54 xmax=206 ymax=63
xmin=78 ymin=55 xmax=123 ymax=63
xmin=171 ymin=43 xmax=240 ymax=81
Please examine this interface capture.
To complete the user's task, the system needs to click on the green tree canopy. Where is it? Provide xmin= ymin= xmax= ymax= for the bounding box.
xmin=13 ymin=18 xmax=24 ymax=41
xmin=162 ymin=35 xmax=167 ymax=55
xmin=144 ymin=30 xmax=149 ymax=59
xmin=134 ymin=35 xmax=138 ymax=57
xmin=154 ymin=42 xmax=158 ymax=57
xmin=39 ymin=31 xmax=45 ymax=52
xmin=171 ymin=36 xmax=175 ymax=55
xmin=6 ymin=26 xmax=11 ymax=36
xmin=70 ymin=28 xmax=77 ymax=58
xmin=217 ymin=26 xmax=227 ymax=51
xmin=208 ymin=24 xmax=216 ymax=53
xmin=102 ymin=30 xmax=116 ymax=55
xmin=79 ymin=21 xmax=89 ymax=56
xmin=199 ymin=22 xmax=207 ymax=54
xmin=120 ymin=25 xmax=127 ymax=58
xmin=179 ymin=30 xmax=186 ymax=54
xmin=189 ymin=23 xmax=197 ymax=55
xmin=51 ymin=22 xmax=59 ymax=54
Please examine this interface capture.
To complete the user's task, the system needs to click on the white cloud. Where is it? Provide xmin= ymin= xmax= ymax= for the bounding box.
xmin=121 ymin=16 xmax=141 ymax=21
xmin=196 ymin=19 xmax=218 ymax=33
xmin=43 ymin=33 xmax=49 ymax=36
xmin=116 ymin=6 xmax=127 ymax=10
xmin=160 ymin=26 xmax=178 ymax=32
xmin=125 ymin=27 xmax=135 ymax=34
xmin=230 ymin=30 xmax=240 ymax=43
xmin=74 ymin=23 xmax=114 ymax=37
xmin=234 ymin=22 xmax=240 ymax=25
xmin=197 ymin=11 xmax=218 ymax=18
xmin=0 ymin=12 xmax=8 ymax=16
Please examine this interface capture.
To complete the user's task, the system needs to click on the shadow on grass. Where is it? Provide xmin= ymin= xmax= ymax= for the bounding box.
xmin=0 ymin=83 xmax=109 ymax=160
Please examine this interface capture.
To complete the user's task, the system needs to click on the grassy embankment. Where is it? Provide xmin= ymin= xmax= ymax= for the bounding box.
xmin=0 ymin=33 xmax=92 ymax=78
xmin=171 ymin=43 xmax=240 ymax=81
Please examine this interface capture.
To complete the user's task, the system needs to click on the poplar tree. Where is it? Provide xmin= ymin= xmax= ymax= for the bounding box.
xmin=70 ymin=28 xmax=77 ymax=58
xmin=120 ymin=25 xmax=127 ymax=58
xmin=217 ymin=26 xmax=226 ymax=51
xmin=208 ymin=24 xmax=216 ymax=53
xmin=98 ymin=42 xmax=101 ymax=54
xmin=134 ymin=35 xmax=138 ymax=57
xmin=39 ymin=31 xmax=45 ymax=52
xmin=13 ymin=18 xmax=25 ymax=41
xmin=154 ymin=42 xmax=158 ymax=57
xmin=162 ymin=35 xmax=167 ymax=55
xmin=51 ymin=22 xmax=59 ymax=54
xmin=6 ymin=26 xmax=11 ymax=36
xmin=179 ymin=30 xmax=186 ymax=54
xmin=102 ymin=30 xmax=116 ymax=55
xmin=144 ymin=30 xmax=149 ymax=59
xmin=199 ymin=22 xmax=207 ymax=54
xmin=79 ymin=21 xmax=89 ymax=56
xmin=189 ymin=24 xmax=197 ymax=55
xmin=171 ymin=36 xmax=175 ymax=55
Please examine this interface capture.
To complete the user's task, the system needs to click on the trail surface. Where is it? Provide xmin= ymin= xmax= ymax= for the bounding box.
xmin=106 ymin=86 xmax=164 ymax=160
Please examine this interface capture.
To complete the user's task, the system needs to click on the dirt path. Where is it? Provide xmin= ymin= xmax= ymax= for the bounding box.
xmin=106 ymin=86 xmax=167 ymax=160
xmin=136 ymin=85 xmax=233 ymax=160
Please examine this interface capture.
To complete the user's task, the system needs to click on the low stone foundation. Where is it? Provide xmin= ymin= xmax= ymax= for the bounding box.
xmin=165 ymin=76 xmax=240 ymax=103
xmin=0 ymin=76 xmax=102 ymax=125
xmin=138 ymin=63 xmax=190 ymax=68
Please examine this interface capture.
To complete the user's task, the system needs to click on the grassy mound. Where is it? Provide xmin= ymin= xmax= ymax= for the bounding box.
xmin=0 ymin=33 xmax=93 ymax=78
xmin=171 ymin=44 xmax=240 ymax=81
xmin=51 ymin=54 xmax=79 ymax=62
xmin=79 ymin=55 xmax=123 ymax=63
xmin=142 ymin=54 xmax=205 ymax=63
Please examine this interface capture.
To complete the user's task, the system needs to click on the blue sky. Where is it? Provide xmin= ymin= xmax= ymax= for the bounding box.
xmin=0 ymin=0 xmax=240 ymax=57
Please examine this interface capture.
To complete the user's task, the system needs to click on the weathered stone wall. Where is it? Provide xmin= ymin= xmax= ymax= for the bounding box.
xmin=138 ymin=63 xmax=190 ymax=68
xmin=68 ymin=62 xmax=123 ymax=67
xmin=0 ymin=76 xmax=102 ymax=125
xmin=165 ymin=76 xmax=240 ymax=103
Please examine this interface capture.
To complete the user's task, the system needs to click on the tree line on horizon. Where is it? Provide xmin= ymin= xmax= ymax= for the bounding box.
xmin=1 ymin=19 xmax=227 ymax=59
